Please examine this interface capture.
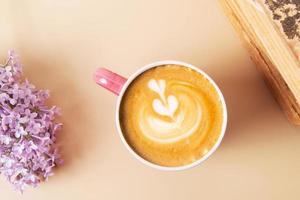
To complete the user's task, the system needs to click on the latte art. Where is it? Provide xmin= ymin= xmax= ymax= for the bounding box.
xmin=139 ymin=79 xmax=203 ymax=143
xmin=119 ymin=64 xmax=224 ymax=167
xmin=148 ymin=79 xmax=178 ymax=118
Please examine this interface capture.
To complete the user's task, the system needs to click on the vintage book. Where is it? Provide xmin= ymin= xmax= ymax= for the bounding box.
xmin=220 ymin=0 xmax=300 ymax=124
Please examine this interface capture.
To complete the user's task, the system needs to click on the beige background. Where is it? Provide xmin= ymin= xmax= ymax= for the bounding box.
xmin=1 ymin=0 xmax=300 ymax=199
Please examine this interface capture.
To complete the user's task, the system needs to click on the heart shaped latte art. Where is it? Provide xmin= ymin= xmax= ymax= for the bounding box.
xmin=148 ymin=79 xmax=179 ymax=117
xmin=152 ymin=95 xmax=178 ymax=117
xmin=143 ymin=78 xmax=204 ymax=143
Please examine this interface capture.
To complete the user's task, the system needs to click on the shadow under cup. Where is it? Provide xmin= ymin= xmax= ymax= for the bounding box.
xmin=116 ymin=61 xmax=227 ymax=171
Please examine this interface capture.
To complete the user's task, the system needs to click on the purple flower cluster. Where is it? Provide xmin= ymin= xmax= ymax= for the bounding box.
xmin=0 ymin=51 xmax=62 ymax=192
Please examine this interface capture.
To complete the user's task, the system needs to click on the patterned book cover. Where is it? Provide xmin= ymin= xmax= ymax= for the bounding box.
xmin=262 ymin=0 xmax=300 ymax=60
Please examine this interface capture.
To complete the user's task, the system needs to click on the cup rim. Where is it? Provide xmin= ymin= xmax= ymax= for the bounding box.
xmin=115 ymin=60 xmax=227 ymax=171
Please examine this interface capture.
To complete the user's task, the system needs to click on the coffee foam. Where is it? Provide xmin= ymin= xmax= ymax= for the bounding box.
xmin=148 ymin=79 xmax=179 ymax=117
xmin=139 ymin=79 xmax=203 ymax=143
xmin=119 ymin=64 xmax=224 ymax=167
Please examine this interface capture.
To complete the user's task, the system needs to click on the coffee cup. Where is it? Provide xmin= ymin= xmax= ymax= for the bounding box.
xmin=93 ymin=60 xmax=227 ymax=171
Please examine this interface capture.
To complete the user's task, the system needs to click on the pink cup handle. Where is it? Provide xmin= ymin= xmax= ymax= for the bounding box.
xmin=93 ymin=68 xmax=127 ymax=95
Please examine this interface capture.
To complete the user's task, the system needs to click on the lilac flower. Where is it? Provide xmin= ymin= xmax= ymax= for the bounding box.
xmin=0 ymin=51 xmax=62 ymax=192
xmin=14 ymin=126 xmax=28 ymax=138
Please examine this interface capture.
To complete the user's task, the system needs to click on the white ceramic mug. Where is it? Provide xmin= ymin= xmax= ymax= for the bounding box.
xmin=93 ymin=60 xmax=227 ymax=171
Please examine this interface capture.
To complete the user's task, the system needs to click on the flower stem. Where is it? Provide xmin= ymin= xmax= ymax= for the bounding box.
xmin=0 ymin=57 xmax=11 ymax=68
